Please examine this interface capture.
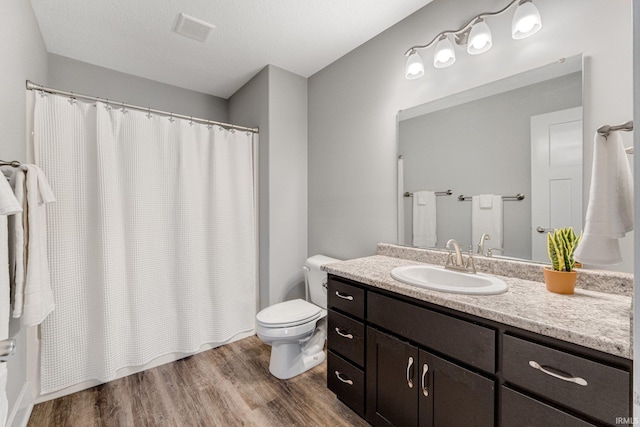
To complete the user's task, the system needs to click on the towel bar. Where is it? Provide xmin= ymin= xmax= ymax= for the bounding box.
xmin=404 ymin=190 xmax=452 ymax=197
xmin=458 ymin=193 xmax=525 ymax=201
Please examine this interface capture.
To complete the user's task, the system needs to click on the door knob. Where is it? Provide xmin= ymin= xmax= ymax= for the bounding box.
xmin=536 ymin=226 xmax=553 ymax=234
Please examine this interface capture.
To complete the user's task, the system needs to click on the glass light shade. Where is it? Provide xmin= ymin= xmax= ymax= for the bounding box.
xmin=405 ymin=51 xmax=425 ymax=80
xmin=467 ymin=20 xmax=492 ymax=55
xmin=512 ymin=1 xmax=542 ymax=39
xmin=433 ymin=37 xmax=456 ymax=68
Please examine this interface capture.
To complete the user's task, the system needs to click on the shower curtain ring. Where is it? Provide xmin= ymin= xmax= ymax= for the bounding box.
xmin=169 ymin=113 xmax=174 ymax=123
xmin=146 ymin=108 xmax=152 ymax=119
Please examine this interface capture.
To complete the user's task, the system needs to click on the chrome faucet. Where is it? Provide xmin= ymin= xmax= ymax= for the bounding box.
xmin=477 ymin=233 xmax=491 ymax=256
xmin=445 ymin=239 xmax=477 ymax=274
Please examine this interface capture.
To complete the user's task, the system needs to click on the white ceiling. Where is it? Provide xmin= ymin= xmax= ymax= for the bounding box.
xmin=31 ymin=0 xmax=433 ymax=99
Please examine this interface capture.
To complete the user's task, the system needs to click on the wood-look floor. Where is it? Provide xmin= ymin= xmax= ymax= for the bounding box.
xmin=28 ymin=336 xmax=370 ymax=427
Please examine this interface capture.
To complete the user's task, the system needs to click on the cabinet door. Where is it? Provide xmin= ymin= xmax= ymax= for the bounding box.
xmin=418 ymin=350 xmax=494 ymax=427
xmin=367 ymin=328 xmax=419 ymax=426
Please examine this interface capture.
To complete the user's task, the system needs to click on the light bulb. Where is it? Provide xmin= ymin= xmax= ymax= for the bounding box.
xmin=405 ymin=50 xmax=425 ymax=80
xmin=467 ymin=20 xmax=492 ymax=55
xmin=433 ymin=36 xmax=456 ymax=68
xmin=512 ymin=1 xmax=542 ymax=39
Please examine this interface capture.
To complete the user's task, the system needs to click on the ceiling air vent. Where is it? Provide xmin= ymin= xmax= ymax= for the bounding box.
xmin=173 ymin=13 xmax=216 ymax=42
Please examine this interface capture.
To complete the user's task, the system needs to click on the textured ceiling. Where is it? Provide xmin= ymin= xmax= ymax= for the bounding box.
xmin=31 ymin=0 xmax=433 ymax=99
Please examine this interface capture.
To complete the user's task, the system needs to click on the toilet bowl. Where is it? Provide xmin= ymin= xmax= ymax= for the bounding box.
xmin=256 ymin=255 xmax=339 ymax=380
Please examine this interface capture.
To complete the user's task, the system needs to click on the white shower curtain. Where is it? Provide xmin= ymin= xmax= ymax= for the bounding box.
xmin=33 ymin=93 xmax=257 ymax=394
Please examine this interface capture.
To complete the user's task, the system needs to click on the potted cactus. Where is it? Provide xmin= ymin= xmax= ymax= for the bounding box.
xmin=544 ymin=227 xmax=582 ymax=294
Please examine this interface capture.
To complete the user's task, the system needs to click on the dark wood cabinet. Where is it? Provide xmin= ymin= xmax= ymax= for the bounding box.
xmin=366 ymin=328 xmax=494 ymax=427
xmin=366 ymin=329 xmax=419 ymax=426
xmin=326 ymin=274 xmax=631 ymax=427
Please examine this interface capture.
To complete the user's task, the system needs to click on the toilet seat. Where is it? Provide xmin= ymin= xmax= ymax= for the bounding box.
xmin=256 ymin=299 xmax=323 ymax=328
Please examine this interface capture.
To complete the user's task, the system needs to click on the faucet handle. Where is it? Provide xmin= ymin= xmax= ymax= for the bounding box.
xmin=445 ymin=251 xmax=454 ymax=267
xmin=465 ymin=255 xmax=477 ymax=274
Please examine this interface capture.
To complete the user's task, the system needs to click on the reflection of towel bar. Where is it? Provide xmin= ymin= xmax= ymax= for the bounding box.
xmin=458 ymin=193 xmax=525 ymax=201
xmin=404 ymin=190 xmax=452 ymax=197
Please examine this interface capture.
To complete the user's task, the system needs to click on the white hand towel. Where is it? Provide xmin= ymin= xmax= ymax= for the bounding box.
xmin=412 ymin=191 xmax=437 ymax=248
xmin=472 ymin=195 xmax=503 ymax=248
xmin=1 ymin=167 xmax=27 ymax=319
xmin=575 ymin=132 xmax=633 ymax=265
xmin=0 ymin=174 xmax=21 ymax=216
xmin=21 ymin=165 xmax=56 ymax=326
xmin=479 ymin=194 xmax=493 ymax=209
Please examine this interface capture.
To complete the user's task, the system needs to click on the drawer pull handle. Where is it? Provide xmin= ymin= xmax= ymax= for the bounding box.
xmin=335 ymin=291 xmax=354 ymax=301
xmin=335 ymin=371 xmax=353 ymax=385
xmin=335 ymin=328 xmax=353 ymax=339
xmin=528 ymin=361 xmax=588 ymax=386
xmin=421 ymin=363 xmax=429 ymax=396
xmin=406 ymin=356 xmax=414 ymax=388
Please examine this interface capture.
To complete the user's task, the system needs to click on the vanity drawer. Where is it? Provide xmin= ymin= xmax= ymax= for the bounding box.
xmin=501 ymin=387 xmax=596 ymax=427
xmin=327 ymin=351 xmax=365 ymax=417
xmin=367 ymin=292 xmax=495 ymax=373
xmin=327 ymin=278 xmax=365 ymax=320
xmin=328 ymin=309 xmax=365 ymax=367
xmin=502 ymin=334 xmax=630 ymax=425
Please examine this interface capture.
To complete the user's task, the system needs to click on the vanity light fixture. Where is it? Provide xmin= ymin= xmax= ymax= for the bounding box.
xmin=404 ymin=0 xmax=542 ymax=79
xmin=467 ymin=19 xmax=492 ymax=55
xmin=434 ymin=35 xmax=456 ymax=68
xmin=405 ymin=49 xmax=425 ymax=79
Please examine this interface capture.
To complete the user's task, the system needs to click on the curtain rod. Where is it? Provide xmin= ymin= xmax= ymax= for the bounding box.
xmin=25 ymin=80 xmax=259 ymax=134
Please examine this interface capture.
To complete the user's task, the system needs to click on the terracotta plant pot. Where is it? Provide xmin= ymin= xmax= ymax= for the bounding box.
xmin=543 ymin=267 xmax=577 ymax=295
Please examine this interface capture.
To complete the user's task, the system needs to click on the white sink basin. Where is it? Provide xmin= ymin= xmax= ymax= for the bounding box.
xmin=390 ymin=265 xmax=508 ymax=295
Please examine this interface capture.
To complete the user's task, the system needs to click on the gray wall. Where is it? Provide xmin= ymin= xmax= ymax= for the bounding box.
xmin=400 ymin=73 xmax=582 ymax=259
xmin=230 ymin=65 xmax=308 ymax=308
xmin=48 ymin=54 xmax=229 ymax=122
xmin=229 ymin=67 xmax=270 ymax=309
xmin=308 ymin=0 xmax=634 ymax=272
xmin=0 ymin=0 xmax=48 ymax=424
xmin=268 ymin=67 xmax=308 ymax=304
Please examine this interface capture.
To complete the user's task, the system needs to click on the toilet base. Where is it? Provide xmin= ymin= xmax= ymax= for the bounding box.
xmin=268 ymin=319 xmax=327 ymax=380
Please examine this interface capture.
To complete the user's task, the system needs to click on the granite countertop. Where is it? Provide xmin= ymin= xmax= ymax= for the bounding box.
xmin=323 ymin=254 xmax=632 ymax=359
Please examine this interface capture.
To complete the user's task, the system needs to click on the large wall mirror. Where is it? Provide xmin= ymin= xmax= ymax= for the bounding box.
xmin=397 ymin=55 xmax=587 ymax=265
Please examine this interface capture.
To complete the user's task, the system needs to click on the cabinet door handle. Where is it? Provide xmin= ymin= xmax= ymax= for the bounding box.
xmin=528 ymin=361 xmax=587 ymax=386
xmin=334 ymin=371 xmax=353 ymax=385
xmin=421 ymin=363 xmax=429 ymax=396
xmin=406 ymin=356 xmax=414 ymax=388
xmin=334 ymin=328 xmax=353 ymax=339
xmin=335 ymin=291 xmax=354 ymax=301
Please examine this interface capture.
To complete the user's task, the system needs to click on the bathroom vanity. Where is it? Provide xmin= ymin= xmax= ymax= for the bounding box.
xmin=324 ymin=244 xmax=632 ymax=427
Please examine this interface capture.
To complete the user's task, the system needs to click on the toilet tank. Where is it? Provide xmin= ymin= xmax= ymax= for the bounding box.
xmin=305 ymin=255 xmax=341 ymax=309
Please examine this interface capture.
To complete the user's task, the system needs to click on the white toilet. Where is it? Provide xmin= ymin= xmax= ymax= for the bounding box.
xmin=256 ymin=255 xmax=339 ymax=380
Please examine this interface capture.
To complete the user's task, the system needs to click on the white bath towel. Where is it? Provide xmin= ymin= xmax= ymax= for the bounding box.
xmin=472 ymin=194 xmax=503 ymax=249
xmin=1 ymin=167 xmax=27 ymax=319
xmin=575 ymin=133 xmax=633 ymax=265
xmin=412 ymin=191 xmax=437 ymax=248
xmin=21 ymin=165 xmax=56 ymax=326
